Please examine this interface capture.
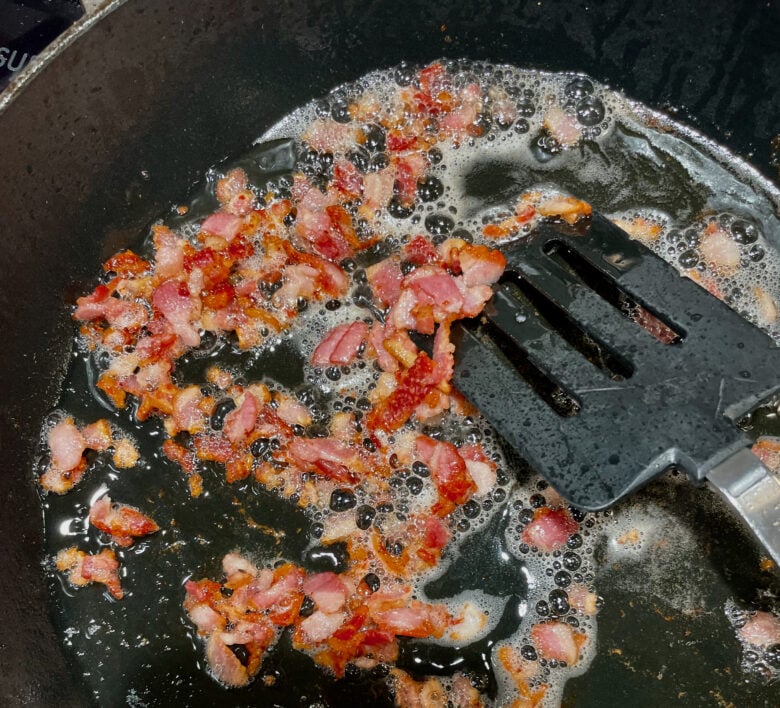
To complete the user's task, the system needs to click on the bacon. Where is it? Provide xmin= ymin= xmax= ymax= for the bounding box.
xmin=543 ymin=106 xmax=581 ymax=147
xmin=366 ymin=258 xmax=404 ymax=308
xmin=201 ymin=212 xmax=243 ymax=241
xmin=531 ymin=621 xmax=581 ymax=665
xmin=215 ymin=167 xmax=249 ymax=206
xmin=48 ymin=418 xmax=87 ymax=471
xmin=700 ymin=224 xmax=740 ymax=275
xmin=273 ymin=263 xmax=319 ymax=311
xmin=81 ymin=419 xmax=112 ymax=451
xmin=170 ymin=385 xmax=209 ymax=435
xmin=188 ymin=603 xmax=226 ymax=635
xmin=287 ymin=437 xmax=361 ymax=483
xmin=459 ymin=444 xmax=497 ymax=497
xmin=739 ymin=611 xmax=780 ymax=648
xmin=89 ymin=495 xmax=159 ymax=547
xmin=275 ymin=396 xmax=313 ymax=427
xmin=415 ymin=436 xmax=477 ymax=514
xmin=372 ymin=601 xmax=449 ymax=639
xmin=302 ymin=572 xmax=348 ymax=613
xmin=152 ymin=280 xmax=201 ymax=347
xmin=205 ymin=633 xmax=251 ymax=687
xmin=333 ymin=159 xmax=363 ymax=198
xmin=522 ymin=507 xmax=578 ymax=552
xmin=403 ymin=236 xmax=438 ymax=267
xmin=367 ymin=353 xmax=440 ymax=432
xmin=363 ymin=168 xmax=396 ymax=211
xmin=103 ymin=250 xmax=151 ymax=277
xmin=368 ymin=322 xmax=399 ymax=373
xmin=222 ymin=391 xmax=259 ymax=444
xmin=56 ymin=547 xmax=123 ymax=600
xmin=300 ymin=610 xmax=348 ymax=644
xmin=441 ymin=83 xmax=482 ymax=137
xmin=302 ymin=119 xmax=358 ymax=153
xmin=458 ymin=243 xmax=507 ymax=287
xmin=153 ymin=225 xmax=186 ymax=280
xmin=311 ymin=321 xmax=368 ymax=366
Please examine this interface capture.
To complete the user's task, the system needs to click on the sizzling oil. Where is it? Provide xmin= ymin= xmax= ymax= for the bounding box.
xmin=40 ymin=60 xmax=780 ymax=706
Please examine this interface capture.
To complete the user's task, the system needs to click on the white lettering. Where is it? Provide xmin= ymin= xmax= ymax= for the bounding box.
xmin=7 ymin=50 xmax=28 ymax=73
xmin=0 ymin=47 xmax=9 ymax=69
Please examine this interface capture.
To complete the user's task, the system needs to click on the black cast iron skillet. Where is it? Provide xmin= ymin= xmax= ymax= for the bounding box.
xmin=2 ymin=1 xmax=780 ymax=705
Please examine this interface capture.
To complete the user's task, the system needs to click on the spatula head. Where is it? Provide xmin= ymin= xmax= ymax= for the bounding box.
xmin=452 ymin=213 xmax=780 ymax=509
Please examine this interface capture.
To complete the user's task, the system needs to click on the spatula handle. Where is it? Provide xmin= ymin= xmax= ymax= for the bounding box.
xmin=707 ymin=448 xmax=780 ymax=570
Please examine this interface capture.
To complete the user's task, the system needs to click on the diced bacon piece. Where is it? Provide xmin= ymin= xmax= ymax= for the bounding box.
xmin=372 ymin=601 xmax=449 ymax=638
xmin=172 ymin=385 xmax=208 ymax=434
xmin=422 ymin=516 xmax=450 ymax=552
xmin=450 ymin=672 xmax=482 ymax=708
xmin=287 ymin=437 xmax=360 ymax=483
xmin=739 ymin=611 xmax=780 ymax=648
xmin=543 ymin=106 xmax=582 ymax=147
xmin=222 ymin=553 xmax=257 ymax=583
xmin=368 ymin=322 xmax=399 ymax=373
xmin=366 ymin=258 xmax=404 ymax=308
xmin=152 ymin=280 xmax=201 ymax=347
xmin=613 ymin=216 xmax=662 ymax=244
xmin=392 ymin=671 xmax=448 ymax=708
xmin=449 ymin=602 xmax=488 ymax=643
xmin=333 ymin=159 xmax=363 ymax=198
xmin=48 ymin=418 xmax=86 ymax=472
xmin=56 ymin=547 xmax=123 ymax=600
xmin=363 ymin=168 xmax=396 ymax=211
xmin=312 ymin=321 xmax=368 ymax=366
xmin=188 ymin=603 xmax=226 ymax=635
xmin=415 ymin=436 xmax=477 ymax=512
xmin=273 ymin=263 xmax=319 ymax=311
xmin=153 ymin=225 xmax=186 ymax=280
xmin=222 ymin=391 xmax=259 ymax=444
xmin=700 ymin=225 xmax=740 ymax=274
xmin=74 ymin=285 xmax=111 ymax=321
xmin=246 ymin=564 xmax=304 ymax=613
xmin=531 ymin=621 xmax=581 ymax=665
xmin=567 ymin=584 xmax=599 ymax=615
xmin=367 ymin=353 xmax=440 ymax=432
xmin=89 ymin=495 xmax=159 ymax=547
xmin=303 ymin=119 xmax=359 ymax=153
xmin=432 ymin=320 xmax=454 ymax=385
xmin=215 ymin=167 xmax=248 ymax=206
xmin=414 ymin=389 xmax=450 ymax=421
xmin=201 ymin=212 xmax=243 ymax=241
xmin=383 ymin=328 xmax=419 ymax=369
xmin=81 ymin=419 xmax=112 ymax=451
xmin=458 ymin=244 xmax=507 ymax=287
xmin=300 ymin=610 xmax=347 ymax=644
xmin=441 ymin=83 xmax=482 ymax=137
xmin=302 ymin=572 xmax=348 ymax=613
xmin=403 ymin=235 xmax=439 ymax=267
xmin=103 ymin=250 xmax=151 ymax=278
xmin=275 ymin=396 xmax=312 ymax=427
xmin=536 ymin=195 xmax=592 ymax=225
xmin=406 ymin=266 xmax=465 ymax=317
xmin=205 ymin=633 xmax=250 ymax=687
xmin=754 ymin=286 xmax=778 ymax=325
xmin=462 ymin=458 xmax=497 ymax=497
xmin=522 ymin=507 xmax=579 ymax=552
xmin=393 ymin=159 xmax=418 ymax=205
xmin=39 ymin=459 xmax=87 ymax=495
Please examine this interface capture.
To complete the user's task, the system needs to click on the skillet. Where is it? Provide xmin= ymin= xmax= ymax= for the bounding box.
xmin=1 ymin=0 xmax=779 ymax=705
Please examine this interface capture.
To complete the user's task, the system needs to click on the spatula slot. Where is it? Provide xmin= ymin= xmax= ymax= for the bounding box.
xmin=464 ymin=317 xmax=582 ymax=417
xmin=498 ymin=271 xmax=635 ymax=381
xmin=542 ymin=239 xmax=685 ymax=345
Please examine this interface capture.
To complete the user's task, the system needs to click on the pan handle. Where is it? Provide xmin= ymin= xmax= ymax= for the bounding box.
xmin=707 ymin=448 xmax=780 ymax=570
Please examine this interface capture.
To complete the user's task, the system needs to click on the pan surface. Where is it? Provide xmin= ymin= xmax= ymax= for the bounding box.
xmin=1 ymin=1 xmax=780 ymax=705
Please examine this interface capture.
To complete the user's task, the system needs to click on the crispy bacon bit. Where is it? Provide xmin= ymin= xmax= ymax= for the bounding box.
xmin=222 ymin=391 xmax=259 ymax=444
xmin=367 ymin=353 xmax=440 ymax=433
xmin=201 ymin=212 xmax=243 ymax=241
xmin=152 ymin=280 xmax=201 ymax=347
xmin=89 ymin=495 xmax=159 ymax=547
xmin=522 ymin=507 xmax=579 ymax=552
xmin=415 ymin=436 xmax=477 ymax=515
xmin=103 ymin=250 xmax=151 ymax=277
xmin=311 ymin=321 xmax=369 ymax=366
xmin=56 ymin=547 xmax=123 ymax=600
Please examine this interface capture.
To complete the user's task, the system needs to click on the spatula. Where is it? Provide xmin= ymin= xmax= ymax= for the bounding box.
xmin=451 ymin=212 xmax=780 ymax=566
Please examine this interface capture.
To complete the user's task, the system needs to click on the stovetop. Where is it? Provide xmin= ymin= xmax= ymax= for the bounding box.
xmin=0 ymin=0 xmax=84 ymax=91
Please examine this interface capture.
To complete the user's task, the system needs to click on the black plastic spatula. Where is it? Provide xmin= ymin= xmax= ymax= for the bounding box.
xmin=451 ymin=213 xmax=780 ymax=565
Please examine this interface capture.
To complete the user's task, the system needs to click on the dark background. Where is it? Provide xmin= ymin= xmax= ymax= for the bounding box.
xmin=1 ymin=0 xmax=779 ymax=705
